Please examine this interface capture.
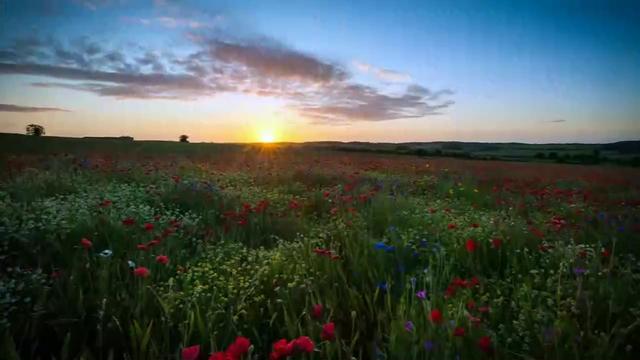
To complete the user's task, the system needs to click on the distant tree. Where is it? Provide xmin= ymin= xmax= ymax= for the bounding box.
xmin=534 ymin=152 xmax=546 ymax=159
xmin=26 ymin=124 xmax=45 ymax=136
xmin=179 ymin=134 xmax=189 ymax=143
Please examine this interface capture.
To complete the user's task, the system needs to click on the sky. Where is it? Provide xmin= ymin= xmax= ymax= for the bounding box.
xmin=0 ymin=0 xmax=638 ymax=143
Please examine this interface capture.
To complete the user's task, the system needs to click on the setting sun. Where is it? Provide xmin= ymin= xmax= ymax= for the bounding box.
xmin=260 ymin=131 xmax=276 ymax=143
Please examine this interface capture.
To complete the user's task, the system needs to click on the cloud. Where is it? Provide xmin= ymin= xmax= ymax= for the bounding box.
xmin=210 ymin=39 xmax=348 ymax=83
xmin=0 ymin=103 xmax=70 ymax=113
xmin=0 ymin=33 xmax=454 ymax=123
xmin=72 ymin=0 xmax=118 ymax=11
xmin=296 ymin=83 xmax=454 ymax=123
xmin=546 ymin=119 xmax=567 ymax=123
xmin=123 ymin=16 xmax=213 ymax=29
xmin=353 ymin=60 xmax=412 ymax=83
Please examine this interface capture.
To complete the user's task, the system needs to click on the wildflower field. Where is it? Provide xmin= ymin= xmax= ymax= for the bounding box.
xmin=1 ymin=142 xmax=640 ymax=360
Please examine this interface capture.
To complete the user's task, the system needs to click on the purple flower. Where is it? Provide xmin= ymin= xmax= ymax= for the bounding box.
xmin=416 ymin=290 xmax=427 ymax=300
xmin=424 ymin=340 xmax=435 ymax=352
xmin=404 ymin=320 xmax=414 ymax=332
xmin=573 ymin=267 xmax=587 ymax=276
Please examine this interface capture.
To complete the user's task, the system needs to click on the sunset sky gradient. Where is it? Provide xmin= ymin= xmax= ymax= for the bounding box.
xmin=0 ymin=0 xmax=638 ymax=143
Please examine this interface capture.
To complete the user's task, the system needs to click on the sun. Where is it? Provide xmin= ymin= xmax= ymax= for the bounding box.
xmin=259 ymin=130 xmax=276 ymax=143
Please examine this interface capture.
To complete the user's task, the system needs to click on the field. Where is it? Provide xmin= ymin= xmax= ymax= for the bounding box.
xmin=1 ymin=136 xmax=640 ymax=360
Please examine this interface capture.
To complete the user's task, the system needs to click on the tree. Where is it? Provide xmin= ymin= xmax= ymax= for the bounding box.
xmin=26 ymin=124 xmax=45 ymax=136
xmin=179 ymin=134 xmax=189 ymax=143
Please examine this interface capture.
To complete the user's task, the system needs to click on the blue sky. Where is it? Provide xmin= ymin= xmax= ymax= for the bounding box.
xmin=0 ymin=0 xmax=638 ymax=143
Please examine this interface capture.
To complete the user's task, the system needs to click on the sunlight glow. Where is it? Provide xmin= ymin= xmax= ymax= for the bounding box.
xmin=260 ymin=130 xmax=276 ymax=143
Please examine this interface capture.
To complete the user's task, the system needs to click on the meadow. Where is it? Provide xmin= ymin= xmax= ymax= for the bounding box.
xmin=1 ymin=138 xmax=640 ymax=360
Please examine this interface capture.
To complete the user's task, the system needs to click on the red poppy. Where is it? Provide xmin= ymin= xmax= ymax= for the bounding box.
xmin=470 ymin=223 xmax=480 ymax=228
xmin=99 ymin=199 xmax=112 ymax=208
xmin=465 ymin=239 xmax=477 ymax=253
xmin=453 ymin=326 xmax=465 ymax=337
xmin=80 ymin=238 xmax=92 ymax=250
xmin=291 ymin=336 xmax=314 ymax=353
xmin=311 ymin=304 xmax=323 ymax=319
xmin=430 ymin=309 xmax=443 ymax=324
xmin=478 ymin=336 xmax=493 ymax=353
xmin=137 ymin=243 xmax=148 ymax=251
xmin=182 ymin=345 xmax=200 ymax=360
xmin=447 ymin=223 xmax=457 ymax=230
xmin=147 ymin=239 xmax=161 ymax=247
xmin=466 ymin=300 xmax=476 ymax=310
xmin=321 ymin=322 xmax=335 ymax=341
xmin=208 ymin=352 xmax=228 ymax=360
xmin=270 ymin=339 xmax=292 ymax=360
xmin=133 ymin=267 xmax=150 ymax=278
xmin=491 ymin=238 xmax=502 ymax=249
xmin=144 ymin=222 xmax=154 ymax=232
xmin=156 ymin=255 xmax=169 ymax=265
xmin=601 ymin=248 xmax=610 ymax=258
xmin=226 ymin=336 xmax=251 ymax=359
xmin=122 ymin=217 xmax=136 ymax=226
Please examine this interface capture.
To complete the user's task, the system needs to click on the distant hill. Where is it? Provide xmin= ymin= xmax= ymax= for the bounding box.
xmin=0 ymin=132 xmax=638 ymax=166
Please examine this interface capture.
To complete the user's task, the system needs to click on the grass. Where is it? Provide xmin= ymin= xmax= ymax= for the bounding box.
xmin=1 ymin=137 xmax=639 ymax=359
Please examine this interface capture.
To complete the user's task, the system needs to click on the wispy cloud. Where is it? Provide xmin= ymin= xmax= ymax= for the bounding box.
xmin=123 ymin=16 xmax=215 ymax=29
xmin=546 ymin=119 xmax=567 ymax=123
xmin=72 ymin=0 xmax=118 ymax=11
xmin=0 ymin=103 xmax=70 ymax=113
xmin=353 ymin=60 xmax=412 ymax=83
xmin=211 ymin=39 xmax=348 ymax=83
xmin=0 ymin=32 xmax=454 ymax=123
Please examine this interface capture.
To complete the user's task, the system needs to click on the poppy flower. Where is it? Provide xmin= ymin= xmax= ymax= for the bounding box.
xmin=466 ymin=300 xmax=476 ymax=310
xmin=156 ymin=255 xmax=169 ymax=265
xmin=182 ymin=345 xmax=200 ymax=360
xmin=133 ymin=267 xmax=150 ymax=278
xmin=321 ymin=322 xmax=336 ymax=341
xmin=80 ymin=238 xmax=92 ymax=250
xmin=430 ymin=309 xmax=443 ymax=324
xmin=208 ymin=352 xmax=227 ymax=360
xmin=447 ymin=223 xmax=457 ymax=230
xmin=122 ymin=217 xmax=136 ymax=226
xmin=601 ymin=248 xmax=610 ymax=258
xmin=270 ymin=339 xmax=292 ymax=360
xmin=491 ymin=238 xmax=502 ymax=249
xmin=453 ymin=326 xmax=465 ymax=337
xmin=147 ymin=239 xmax=161 ymax=247
xmin=465 ymin=239 xmax=477 ymax=253
xmin=478 ymin=336 xmax=493 ymax=353
xmin=226 ymin=336 xmax=251 ymax=359
xmin=137 ymin=244 xmax=148 ymax=251
xmin=144 ymin=222 xmax=154 ymax=231
xmin=311 ymin=304 xmax=323 ymax=319
xmin=291 ymin=336 xmax=314 ymax=353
